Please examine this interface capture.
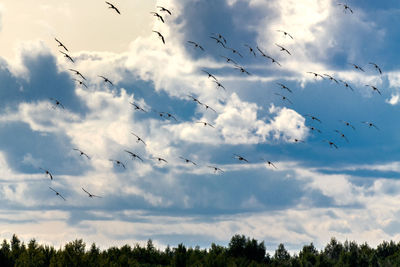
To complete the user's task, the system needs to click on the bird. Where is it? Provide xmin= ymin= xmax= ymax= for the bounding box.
xmin=211 ymin=33 xmax=227 ymax=44
xmin=202 ymin=103 xmax=217 ymax=113
xmin=244 ymin=44 xmax=256 ymax=57
xmin=130 ymin=102 xmax=147 ymax=113
xmin=334 ymin=130 xmax=349 ymax=142
xmin=55 ymin=38 xmax=68 ymax=51
xmin=161 ymin=112 xmax=178 ymax=121
xmin=105 ymin=1 xmax=120 ymax=14
xmin=276 ymin=83 xmax=293 ymax=93
xmin=124 ymin=150 xmax=144 ymax=162
xmin=308 ymin=126 xmax=322 ymax=133
xmin=157 ymin=6 xmax=171 ymax=15
xmin=340 ymin=120 xmax=356 ymax=130
xmin=208 ymin=166 xmax=224 ymax=174
xmin=131 ymin=132 xmax=146 ymax=146
xmin=40 ymin=168 xmax=53 ymax=180
xmin=307 ymin=72 xmax=325 ymax=79
xmin=226 ymin=47 xmax=243 ymax=58
xmin=69 ymin=69 xmax=86 ymax=80
xmin=305 ymin=114 xmax=322 ymax=123
xmin=339 ymin=80 xmax=354 ymax=91
xmin=275 ymin=44 xmax=291 ymax=55
xmin=234 ymin=65 xmax=251 ymax=75
xmin=350 ymin=63 xmax=364 ymax=72
xmin=196 ymin=121 xmax=215 ymax=128
xmin=233 ymin=154 xmax=249 ymax=163
xmin=72 ymin=79 xmax=88 ymax=88
xmin=323 ymin=74 xmax=339 ymax=84
xmin=365 ymin=84 xmax=382 ymax=95
xmin=277 ymin=30 xmax=294 ymax=39
xmin=187 ymin=41 xmax=205 ymax=51
xmin=369 ymin=62 xmax=382 ymax=74
xmin=82 ymin=188 xmax=102 ymax=198
xmin=220 ymin=55 xmax=238 ymax=65
xmin=187 ymin=95 xmax=203 ymax=105
xmin=323 ymin=140 xmax=338 ymax=149
xmin=73 ymin=148 xmax=90 ymax=159
xmin=59 ymin=51 xmax=74 ymax=63
xmin=293 ymin=139 xmax=305 ymax=143
xmin=49 ymin=98 xmax=65 ymax=109
xmin=275 ymin=93 xmax=293 ymax=105
xmin=150 ymin=12 xmax=164 ymax=23
xmin=338 ymin=3 xmax=353 ymax=13
xmin=202 ymin=70 xmax=218 ymax=81
xmin=98 ymin=75 xmax=114 ymax=86
xmin=261 ymin=158 xmax=277 ymax=169
xmin=179 ymin=157 xmax=197 ymax=165
xmin=152 ymin=156 xmax=168 ymax=163
xmin=153 ymin=31 xmax=165 ymax=44
xmin=109 ymin=159 xmax=126 ymax=169
xmin=257 ymin=47 xmax=281 ymax=65
xmin=213 ymin=80 xmax=226 ymax=91
xmin=49 ymin=187 xmax=66 ymax=201
xmin=210 ymin=36 xmax=226 ymax=48
xmin=361 ymin=121 xmax=379 ymax=130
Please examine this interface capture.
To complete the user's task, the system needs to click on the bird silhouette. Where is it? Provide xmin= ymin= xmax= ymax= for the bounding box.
xmin=109 ymin=159 xmax=126 ymax=169
xmin=261 ymin=158 xmax=277 ymax=169
xmin=308 ymin=126 xmax=322 ymax=133
xmin=49 ymin=187 xmax=66 ymax=201
xmin=152 ymin=156 xmax=168 ymax=163
xmin=210 ymin=36 xmax=226 ymax=48
xmin=323 ymin=74 xmax=339 ymax=84
xmin=202 ymin=70 xmax=218 ymax=81
xmin=234 ymin=65 xmax=251 ymax=75
xmin=150 ymin=12 xmax=164 ymax=23
xmin=339 ymin=80 xmax=354 ymax=91
xmin=124 ymin=150 xmax=144 ymax=162
xmin=277 ymin=30 xmax=294 ymax=39
xmin=277 ymin=83 xmax=293 ymax=93
xmin=226 ymin=47 xmax=243 ymax=58
xmin=73 ymin=79 xmax=88 ymax=88
xmin=179 ymin=156 xmax=197 ymax=165
xmin=334 ymin=130 xmax=349 ymax=142
xmin=98 ymin=75 xmax=114 ymax=86
xmin=153 ymin=31 xmax=165 ymax=44
xmin=82 ymin=188 xmax=102 ymax=198
xmin=244 ymin=44 xmax=256 ymax=57
xmin=350 ymin=63 xmax=364 ymax=72
xmin=361 ymin=121 xmax=379 ymax=130
xmin=40 ymin=168 xmax=53 ymax=180
xmin=369 ymin=62 xmax=382 ymax=74
xmin=161 ymin=112 xmax=178 ymax=121
xmin=55 ymin=38 xmax=68 ymax=51
xmin=275 ymin=44 xmax=291 ymax=55
xmin=208 ymin=166 xmax=224 ymax=174
xmin=157 ymin=6 xmax=171 ymax=15
xmin=69 ymin=69 xmax=86 ymax=80
xmin=307 ymin=72 xmax=325 ymax=79
xmin=187 ymin=41 xmax=205 ymax=51
xmin=233 ymin=154 xmax=249 ymax=163
xmin=196 ymin=121 xmax=215 ymax=128
xmin=130 ymin=102 xmax=147 ymax=113
xmin=211 ymin=33 xmax=227 ymax=44
xmin=131 ymin=132 xmax=146 ymax=146
xmin=323 ymin=140 xmax=338 ymax=149
xmin=338 ymin=3 xmax=353 ymax=13
xmin=50 ymin=98 xmax=65 ymax=109
xmin=59 ymin=51 xmax=74 ymax=63
xmin=220 ymin=55 xmax=238 ymax=65
xmin=340 ymin=120 xmax=356 ymax=130
xmin=275 ymin=93 xmax=293 ymax=105
xmin=293 ymin=139 xmax=305 ymax=143
xmin=365 ymin=84 xmax=382 ymax=95
xmin=73 ymin=148 xmax=90 ymax=159
xmin=213 ymin=80 xmax=226 ymax=91
xmin=305 ymin=114 xmax=322 ymax=123
xmin=105 ymin=1 xmax=120 ymax=14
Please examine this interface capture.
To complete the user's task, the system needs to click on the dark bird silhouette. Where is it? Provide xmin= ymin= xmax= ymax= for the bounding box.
xmin=220 ymin=55 xmax=238 ymax=65
xmin=69 ymin=69 xmax=86 ymax=80
xmin=365 ymin=84 xmax=382 ymax=95
xmin=323 ymin=74 xmax=339 ymax=84
xmin=150 ymin=12 xmax=164 ymax=23
xmin=361 ymin=121 xmax=379 ymax=130
xmin=153 ymin=31 xmax=165 ymax=44
xmin=338 ymin=3 xmax=353 ymax=13
xmin=275 ymin=44 xmax=291 ymax=55
xmin=277 ymin=30 xmax=294 ymax=39
xmin=293 ymin=138 xmax=305 ymax=143
xmin=187 ymin=41 xmax=204 ymax=51
xmin=105 ymin=1 xmax=120 ymax=14
xmin=202 ymin=70 xmax=218 ymax=81
xmin=55 ymin=38 xmax=68 ymax=51
xmin=234 ymin=65 xmax=251 ymax=75
xmin=82 ymin=188 xmax=102 ymax=198
xmin=49 ymin=187 xmax=66 ymax=201
xmin=73 ymin=148 xmax=90 ymax=159
xmin=98 ymin=75 xmax=114 ymax=86
xmin=233 ymin=154 xmax=249 ymax=163
xmin=210 ymin=36 xmax=226 ymax=48
xmin=130 ymin=102 xmax=147 ymax=112
xmin=208 ymin=166 xmax=224 ymax=174
xmin=50 ymin=98 xmax=65 ymax=109
xmin=211 ymin=33 xmax=227 ymax=44
xmin=153 ymin=156 xmax=168 ymax=163
xmin=187 ymin=95 xmax=202 ymax=105
xmin=334 ymin=130 xmax=349 ymax=142
xmin=244 ymin=44 xmax=256 ymax=57
xmin=323 ymin=140 xmax=338 ymax=149
xmin=275 ymin=93 xmax=293 ymax=105
xmin=261 ymin=158 xmax=277 ymax=169
xmin=109 ymin=159 xmax=126 ymax=169
xmin=59 ymin=51 xmax=74 ymax=63
xmin=202 ymin=103 xmax=217 ymax=113
xmin=277 ymin=83 xmax=293 ymax=93
xmin=179 ymin=156 xmax=197 ymax=165
xmin=307 ymin=72 xmax=325 ymax=79
xmin=340 ymin=120 xmax=356 ymax=130
xmin=226 ymin=47 xmax=243 ymax=58
xmin=257 ymin=47 xmax=281 ymax=65
xmin=369 ymin=62 xmax=382 ymax=74
xmin=308 ymin=126 xmax=322 ymax=133
xmin=131 ymin=132 xmax=146 ymax=146
xmin=157 ymin=6 xmax=171 ymax=15
xmin=213 ymin=80 xmax=226 ymax=91
xmin=40 ymin=168 xmax=53 ymax=180
xmin=350 ymin=63 xmax=364 ymax=72
xmin=196 ymin=121 xmax=215 ymax=128
xmin=73 ymin=79 xmax=88 ymax=88
xmin=124 ymin=150 xmax=144 ymax=162
xmin=305 ymin=114 xmax=322 ymax=123
xmin=161 ymin=112 xmax=178 ymax=121
xmin=339 ymin=80 xmax=354 ymax=91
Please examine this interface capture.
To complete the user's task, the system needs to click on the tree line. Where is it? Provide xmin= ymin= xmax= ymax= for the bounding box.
xmin=1 ymin=234 xmax=400 ymax=266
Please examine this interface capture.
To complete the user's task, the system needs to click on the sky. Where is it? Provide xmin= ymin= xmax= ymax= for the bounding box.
xmin=1 ymin=0 xmax=400 ymax=253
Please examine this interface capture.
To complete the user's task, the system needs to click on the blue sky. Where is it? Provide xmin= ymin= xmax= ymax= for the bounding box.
xmin=1 ymin=0 xmax=400 ymax=252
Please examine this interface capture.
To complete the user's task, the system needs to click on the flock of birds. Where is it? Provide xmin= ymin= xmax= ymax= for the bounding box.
xmin=40 ymin=2 xmax=381 ymax=201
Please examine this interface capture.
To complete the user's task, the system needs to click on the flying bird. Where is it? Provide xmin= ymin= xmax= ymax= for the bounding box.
xmin=49 ymin=187 xmax=66 ymax=201
xmin=334 ymin=130 xmax=349 ymax=142
xmin=307 ymin=72 xmax=325 ymax=79
xmin=152 ymin=156 xmax=168 ymax=163
xmin=59 ymin=51 xmax=74 ymax=63
xmin=153 ymin=31 xmax=165 ymax=44
xmin=293 ymin=139 xmax=305 ymax=143
xmin=339 ymin=80 xmax=354 ymax=91
xmin=98 ymin=75 xmax=114 ymax=86
xmin=109 ymin=159 xmax=126 ymax=169
xmin=202 ymin=70 xmax=218 ymax=81
xmin=257 ymin=47 xmax=281 ymax=65
xmin=196 ymin=121 xmax=215 ymax=128
xmin=105 ymin=1 xmax=120 ymax=14
xmin=340 ymin=120 xmax=356 ymax=130
xmin=323 ymin=140 xmax=338 ymax=149
xmin=211 ymin=33 xmax=227 ymax=44
xmin=213 ymin=80 xmax=226 ymax=91
xmin=124 ymin=150 xmax=144 ymax=162
xmin=210 ymin=36 xmax=226 ymax=48
xmin=40 ymin=168 xmax=53 ymax=180
xmin=220 ymin=55 xmax=238 ymax=65
xmin=350 ymin=63 xmax=364 ymax=72
xmin=338 ymin=3 xmax=353 ymax=13
xmin=202 ymin=103 xmax=217 ymax=113
xmin=73 ymin=79 xmax=88 ymax=88
xmin=187 ymin=95 xmax=202 ymax=105
xmin=131 ymin=132 xmax=146 ymax=146
xmin=365 ymin=84 xmax=382 ymax=95
xmin=157 ymin=6 xmax=171 ymax=15
xmin=275 ymin=44 xmax=291 ymax=55
xmin=187 ymin=41 xmax=205 ymax=51
xmin=50 ymin=98 xmax=65 ymax=109
xmin=261 ymin=158 xmax=277 ymax=169
xmin=361 ymin=121 xmax=379 ymax=130
xmin=82 ymin=188 xmax=102 ymax=198
xmin=369 ymin=62 xmax=382 ymax=74
xmin=73 ymin=148 xmax=90 ymax=159
xmin=305 ymin=114 xmax=322 ymax=123
xmin=130 ymin=102 xmax=147 ymax=113
xmin=234 ymin=65 xmax=251 ymax=75
xmin=275 ymin=93 xmax=293 ymax=105
xmin=179 ymin=156 xmax=197 ymax=165
xmin=277 ymin=30 xmax=294 ymax=39
xmin=208 ymin=166 xmax=224 ymax=174
xmin=277 ymin=83 xmax=293 ymax=93
xmin=308 ymin=126 xmax=322 ymax=133
xmin=233 ymin=154 xmax=249 ymax=163
xmin=226 ymin=47 xmax=243 ymax=58
xmin=55 ymin=38 xmax=68 ymax=51
xmin=69 ymin=69 xmax=86 ymax=80
xmin=244 ymin=44 xmax=256 ymax=57
xmin=161 ymin=112 xmax=178 ymax=121
xmin=150 ymin=12 xmax=164 ymax=23
xmin=323 ymin=74 xmax=339 ymax=84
